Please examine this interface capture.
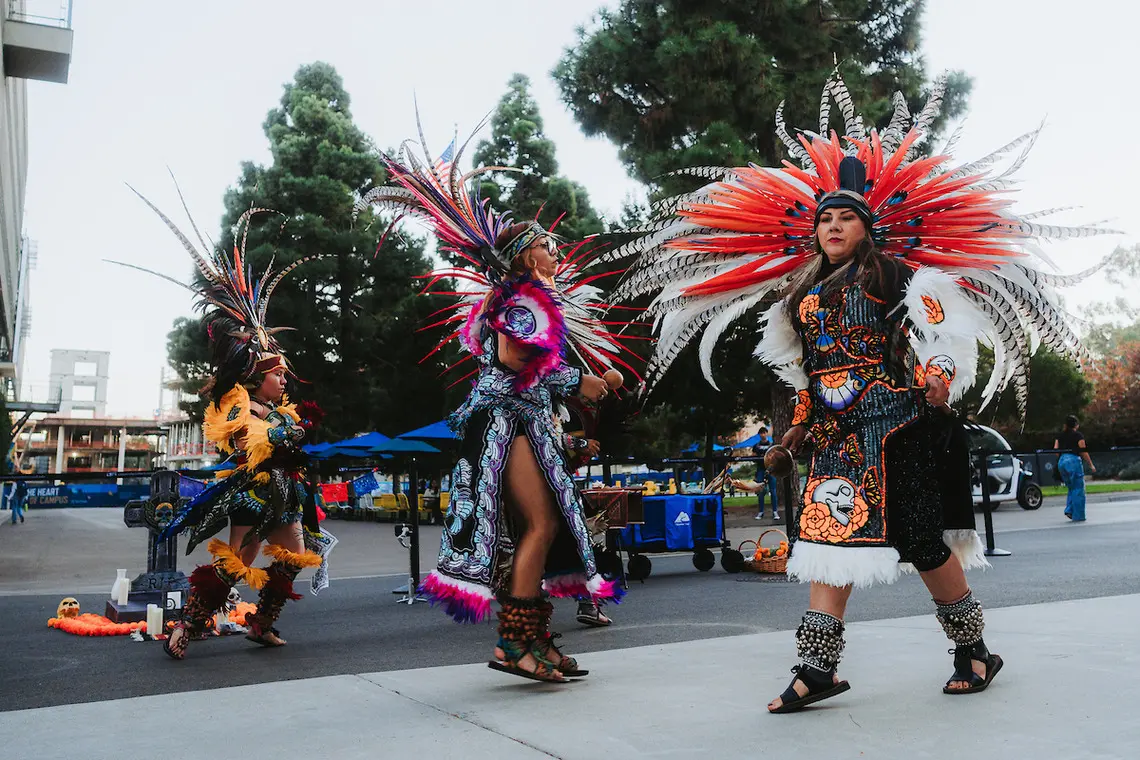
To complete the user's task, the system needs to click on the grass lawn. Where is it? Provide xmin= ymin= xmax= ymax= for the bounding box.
xmin=724 ymin=482 xmax=1140 ymax=505
xmin=1041 ymin=481 xmax=1140 ymax=498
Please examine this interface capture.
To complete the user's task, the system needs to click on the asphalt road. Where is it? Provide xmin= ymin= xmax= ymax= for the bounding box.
xmin=2 ymin=497 xmax=1137 ymax=712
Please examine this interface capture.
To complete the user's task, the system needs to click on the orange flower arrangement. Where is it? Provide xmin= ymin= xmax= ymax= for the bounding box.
xmin=48 ymin=613 xmax=148 ymax=637
xmin=753 ymin=540 xmax=789 ymax=562
xmin=227 ymin=601 xmax=258 ymax=626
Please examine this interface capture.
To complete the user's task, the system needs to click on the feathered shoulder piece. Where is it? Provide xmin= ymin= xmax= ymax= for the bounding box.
xmin=203 ymin=385 xmax=250 ymax=453
xmin=113 ymin=179 xmax=324 ymax=405
xmin=606 ymin=71 xmax=1119 ymax=417
xmin=419 ymin=242 xmax=643 ymax=390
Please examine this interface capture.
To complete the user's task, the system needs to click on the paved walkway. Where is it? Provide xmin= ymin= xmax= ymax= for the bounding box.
xmin=2 ymin=496 xmax=1137 ymax=595
xmin=2 ymin=592 xmax=1135 ymax=759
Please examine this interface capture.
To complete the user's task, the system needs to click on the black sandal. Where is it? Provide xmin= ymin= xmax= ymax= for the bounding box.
xmin=769 ymin=665 xmax=850 ymax=714
xmin=943 ymin=644 xmax=1003 ymax=694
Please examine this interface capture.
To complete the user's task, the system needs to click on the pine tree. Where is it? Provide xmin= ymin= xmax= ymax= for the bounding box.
xmin=165 ymin=63 xmax=447 ymax=439
xmin=554 ymin=0 xmax=970 ymax=199
xmin=554 ymin=1 xmax=970 ymax=452
xmin=473 ymin=74 xmax=604 ymax=241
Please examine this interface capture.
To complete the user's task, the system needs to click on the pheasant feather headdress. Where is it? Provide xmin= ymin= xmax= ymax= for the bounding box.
xmin=355 ymin=116 xmax=643 ymax=385
xmin=114 ymin=182 xmax=321 ymax=404
xmin=353 ymin=117 xmax=541 ymax=279
xmin=606 ymin=73 xmax=1118 ymax=416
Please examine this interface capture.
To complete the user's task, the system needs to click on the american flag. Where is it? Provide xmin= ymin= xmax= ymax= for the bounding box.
xmin=434 ymin=137 xmax=455 ymax=174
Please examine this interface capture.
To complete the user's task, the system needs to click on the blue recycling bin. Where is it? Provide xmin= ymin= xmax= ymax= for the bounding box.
xmin=618 ymin=494 xmax=724 ymax=553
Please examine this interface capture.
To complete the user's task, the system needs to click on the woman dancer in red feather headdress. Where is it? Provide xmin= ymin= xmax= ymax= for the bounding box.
xmin=607 ymin=72 xmax=1116 ymax=711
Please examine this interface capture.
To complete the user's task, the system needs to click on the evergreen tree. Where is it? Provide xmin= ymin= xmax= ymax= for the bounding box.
xmin=165 ymin=63 xmax=447 ymax=440
xmin=554 ymin=0 xmax=970 ymax=199
xmin=554 ymin=0 xmax=970 ymax=451
xmin=473 ymin=74 xmax=604 ymax=241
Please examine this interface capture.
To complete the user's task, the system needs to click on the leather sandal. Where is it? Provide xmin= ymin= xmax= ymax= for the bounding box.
xmin=943 ymin=644 xmax=1003 ymax=694
xmin=769 ymin=665 xmax=850 ymax=714
xmin=532 ymin=632 xmax=588 ymax=677
xmin=488 ymin=638 xmax=568 ymax=683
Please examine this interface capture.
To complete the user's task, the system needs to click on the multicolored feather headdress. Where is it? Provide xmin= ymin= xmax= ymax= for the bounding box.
xmin=418 ymin=239 xmax=644 ymax=387
xmin=113 ymin=181 xmax=321 ymax=404
xmin=605 ymin=73 xmax=1118 ymax=416
xmin=354 ymin=115 xmax=644 ymax=385
xmin=353 ymin=117 xmax=536 ymax=279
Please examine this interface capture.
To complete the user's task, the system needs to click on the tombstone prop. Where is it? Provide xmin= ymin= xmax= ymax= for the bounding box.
xmin=106 ymin=470 xmax=190 ymax=623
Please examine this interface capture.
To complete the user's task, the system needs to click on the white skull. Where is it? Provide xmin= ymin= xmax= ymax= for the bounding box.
xmin=812 ymin=478 xmax=856 ymax=526
xmin=226 ymin=587 xmax=242 ymax=611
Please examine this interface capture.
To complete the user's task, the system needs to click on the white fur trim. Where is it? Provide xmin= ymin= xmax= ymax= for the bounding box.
xmin=755 ymin=300 xmax=809 ymax=391
xmin=943 ymin=529 xmax=991 ymax=572
xmin=787 ymin=541 xmax=904 ymax=588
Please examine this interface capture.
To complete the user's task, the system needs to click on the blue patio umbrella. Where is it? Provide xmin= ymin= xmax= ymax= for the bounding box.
xmin=335 ymin=431 xmax=392 ymax=449
xmin=371 ymin=438 xmax=441 ymax=455
xmin=315 ymin=445 xmax=387 ymax=460
xmin=682 ymin=442 xmax=728 ymax=454
xmin=302 ymin=442 xmax=335 ymax=455
xmin=734 ymin=434 xmax=763 ymax=450
xmin=398 ymin=420 xmax=457 ymax=441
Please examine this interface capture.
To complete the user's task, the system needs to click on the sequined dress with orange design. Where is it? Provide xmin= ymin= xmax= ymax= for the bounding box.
xmin=794 ymin=278 xmax=922 ymax=548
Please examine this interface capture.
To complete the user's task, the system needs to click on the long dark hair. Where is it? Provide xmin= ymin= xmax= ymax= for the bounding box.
xmin=1064 ymin=415 xmax=1079 ymax=431
xmin=783 ymin=234 xmax=905 ymax=319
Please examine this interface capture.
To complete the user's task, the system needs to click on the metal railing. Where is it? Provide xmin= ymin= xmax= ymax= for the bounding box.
xmin=6 ymin=0 xmax=72 ymax=28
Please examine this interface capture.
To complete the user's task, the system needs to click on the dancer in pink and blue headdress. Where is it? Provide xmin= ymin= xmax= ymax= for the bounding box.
xmin=356 ymin=120 xmax=630 ymax=684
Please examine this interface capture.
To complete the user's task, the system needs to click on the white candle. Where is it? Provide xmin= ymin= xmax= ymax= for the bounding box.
xmin=146 ymin=604 xmax=162 ymax=637
xmin=116 ymin=577 xmax=129 ymax=606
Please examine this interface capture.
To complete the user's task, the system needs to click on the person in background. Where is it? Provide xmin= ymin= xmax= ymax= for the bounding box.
xmin=753 ymin=426 xmax=779 ymax=520
xmin=1055 ymin=415 xmax=1095 ymax=522
xmin=9 ymin=482 xmax=26 ymax=524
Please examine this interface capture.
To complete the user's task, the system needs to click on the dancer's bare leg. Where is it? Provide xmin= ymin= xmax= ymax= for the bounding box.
xmin=493 ymin=435 xmax=562 ymax=676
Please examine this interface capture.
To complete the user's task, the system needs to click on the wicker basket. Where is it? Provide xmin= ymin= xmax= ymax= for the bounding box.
xmin=740 ymin=529 xmax=789 ymax=574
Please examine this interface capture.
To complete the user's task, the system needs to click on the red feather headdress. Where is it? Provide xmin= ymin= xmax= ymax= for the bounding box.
xmin=604 ymin=73 xmax=1118 ymax=415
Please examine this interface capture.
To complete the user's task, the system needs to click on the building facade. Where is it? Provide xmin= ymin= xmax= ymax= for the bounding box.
xmin=48 ymin=348 xmax=110 ymax=417
xmin=23 ymin=415 xmax=162 ymax=474
xmin=0 ymin=1 xmax=73 ymax=400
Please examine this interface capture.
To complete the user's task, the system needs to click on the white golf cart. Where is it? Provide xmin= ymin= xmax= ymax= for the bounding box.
xmin=967 ymin=424 xmax=1043 ymax=510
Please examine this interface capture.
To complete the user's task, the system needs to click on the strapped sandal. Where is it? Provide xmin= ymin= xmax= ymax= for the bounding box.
xmin=769 ymin=665 xmax=850 ymax=714
xmin=488 ymin=638 xmax=568 ymax=683
xmin=163 ymin=623 xmax=190 ymax=660
xmin=246 ymin=627 xmax=287 ymax=647
xmin=576 ymin=603 xmax=612 ymax=628
xmin=943 ymin=644 xmax=1003 ymax=695
xmin=245 ymin=613 xmax=287 ymax=647
xmin=532 ymin=632 xmax=589 ymax=678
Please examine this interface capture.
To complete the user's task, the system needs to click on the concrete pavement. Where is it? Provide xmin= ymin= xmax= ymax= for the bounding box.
xmin=3 ymin=494 xmax=1135 ymax=595
xmin=2 ymin=592 xmax=1136 ymax=759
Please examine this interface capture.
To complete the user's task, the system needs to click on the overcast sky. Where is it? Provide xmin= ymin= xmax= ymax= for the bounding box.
xmin=20 ymin=0 xmax=1137 ymax=419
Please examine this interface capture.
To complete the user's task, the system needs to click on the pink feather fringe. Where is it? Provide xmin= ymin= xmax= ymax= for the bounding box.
xmin=542 ymin=573 xmax=626 ymax=605
xmin=418 ymin=572 xmax=494 ymax=624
